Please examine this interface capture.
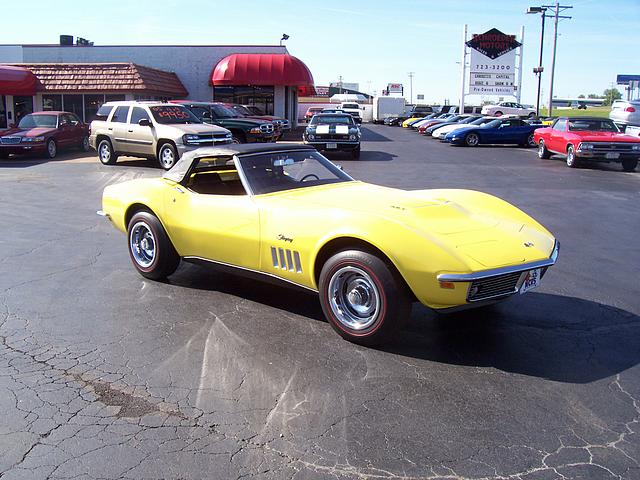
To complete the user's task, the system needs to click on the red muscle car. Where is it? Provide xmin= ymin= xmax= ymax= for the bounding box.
xmin=534 ymin=117 xmax=640 ymax=171
xmin=0 ymin=111 xmax=90 ymax=159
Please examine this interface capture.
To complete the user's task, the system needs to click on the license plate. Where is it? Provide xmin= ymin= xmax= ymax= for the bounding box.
xmin=326 ymin=143 xmax=337 ymax=149
xmin=519 ymin=268 xmax=541 ymax=294
xmin=605 ymin=152 xmax=620 ymax=159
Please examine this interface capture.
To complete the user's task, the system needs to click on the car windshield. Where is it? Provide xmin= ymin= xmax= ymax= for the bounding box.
xmin=474 ymin=117 xmax=496 ymax=126
xmin=459 ymin=116 xmax=480 ymax=124
xmin=149 ymin=106 xmax=201 ymax=124
xmin=18 ymin=114 xmax=57 ymax=129
xmin=568 ymin=119 xmax=619 ymax=132
xmin=483 ymin=119 xmax=502 ymax=129
xmin=310 ymin=115 xmax=354 ymax=125
xmin=342 ymin=104 xmax=359 ymax=109
xmin=230 ymin=105 xmax=253 ymax=116
xmin=238 ymin=150 xmax=352 ymax=195
xmin=211 ymin=104 xmax=238 ymax=118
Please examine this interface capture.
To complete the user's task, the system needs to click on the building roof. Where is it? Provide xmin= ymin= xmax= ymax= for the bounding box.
xmin=3 ymin=63 xmax=188 ymax=96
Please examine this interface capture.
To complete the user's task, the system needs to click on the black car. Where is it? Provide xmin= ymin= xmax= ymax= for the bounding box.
xmin=174 ymin=101 xmax=275 ymax=144
xmin=303 ymin=113 xmax=361 ymax=159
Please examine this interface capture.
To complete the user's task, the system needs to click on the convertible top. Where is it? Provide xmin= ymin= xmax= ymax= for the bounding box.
xmin=163 ymin=144 xmax=316 ymax=183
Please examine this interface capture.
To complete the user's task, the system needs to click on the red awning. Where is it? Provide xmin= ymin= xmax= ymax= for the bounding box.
xmin=211 ymin=54 xmax=314 ymax=87
xmin=0 ymin=65 xmax=38 ymax=95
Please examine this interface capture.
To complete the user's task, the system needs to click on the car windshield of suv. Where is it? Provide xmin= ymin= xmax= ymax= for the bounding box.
xmin=211 ymin=104 xmax=238 ymax=118
xmin=18 ymin=114 xmax=57 ymax=129
xmin=238 ymin=150 xmax=353 ymax=195
xmin=568 ymin=119 xmax=619 ymax=132
xmin=230 ymin=105 xmax=253 ymax=116
xmin=310 ymin=115 xmax=354 ymax=125
xmin=149 ymin=106 xmax=201 ymax=124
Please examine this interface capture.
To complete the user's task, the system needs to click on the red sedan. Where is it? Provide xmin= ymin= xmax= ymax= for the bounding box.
xmin=0 ymin=111 xmax=90 ymax=159
xmin=534 ymin=117 xmax=640 ymax=172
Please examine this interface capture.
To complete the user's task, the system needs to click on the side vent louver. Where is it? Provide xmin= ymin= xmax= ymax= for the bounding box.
xmin=271 ymin=247 xmax=302 ymax=273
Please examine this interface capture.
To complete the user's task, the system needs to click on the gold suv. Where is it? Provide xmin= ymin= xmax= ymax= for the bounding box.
xmin=90 ymin=101 xmax=232 ymax=169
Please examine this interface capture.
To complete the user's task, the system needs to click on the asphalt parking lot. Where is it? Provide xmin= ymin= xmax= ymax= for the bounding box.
xmin=1 ymin=124 xmax=639 ymax=479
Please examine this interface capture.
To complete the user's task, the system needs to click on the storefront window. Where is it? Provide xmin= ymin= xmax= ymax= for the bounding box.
xmin=13 ymin=96 xmax=34 ymax=125
xmin=105 ymin=94 xmax=126 ymax=102
xmin=0 ymin=96 xmax=6 ymax=129
xmin=213 ymin=86 xmax=274 ymax=115
xmin=84 ymin=94 xmax=105 ymax=123
xmin=63 ymin=94 xmax=84 ymax=120
xmin=42 ymin=94 xmax=63 ymax=111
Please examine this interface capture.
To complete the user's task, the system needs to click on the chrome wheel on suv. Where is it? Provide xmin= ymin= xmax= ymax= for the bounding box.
xmin=98 ymin=139 xmax=117 ymax=165
xmin=158 ymin=143 xmax=177 ymax=170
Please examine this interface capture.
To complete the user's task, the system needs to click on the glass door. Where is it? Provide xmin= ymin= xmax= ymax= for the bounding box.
xmin=13 ymin=96 xmax=34 ymax=126
xmin=0 ymin=96 xmax=6 ymax=129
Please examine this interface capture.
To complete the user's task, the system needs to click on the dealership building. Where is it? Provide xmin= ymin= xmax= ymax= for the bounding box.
xmin=0 ymin=40 xmax=315 ymax=129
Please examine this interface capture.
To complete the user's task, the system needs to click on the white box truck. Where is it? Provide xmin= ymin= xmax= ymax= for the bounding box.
xmin=373 ymin=97 xmax=406 ymax=124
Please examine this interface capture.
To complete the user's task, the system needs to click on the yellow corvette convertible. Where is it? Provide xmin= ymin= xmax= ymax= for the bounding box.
xmin=99 ymin=144 xmax=559 ymax=345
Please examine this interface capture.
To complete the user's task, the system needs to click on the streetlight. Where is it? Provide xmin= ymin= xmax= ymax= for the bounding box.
xmin=408 ymin=72 xmax=415 ymax=105
xmin=279 ymin=34 xmax=289 ymax=46
xmin=527 ymin=6 xmax=547 ymax=117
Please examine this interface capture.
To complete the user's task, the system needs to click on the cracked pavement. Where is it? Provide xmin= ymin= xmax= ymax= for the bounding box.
xmin=0 ymin=125 xmax=639 ymax=479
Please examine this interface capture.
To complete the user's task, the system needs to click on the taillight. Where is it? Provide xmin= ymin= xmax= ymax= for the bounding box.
xmin=625 ymin=106 xmax=636 ymax=112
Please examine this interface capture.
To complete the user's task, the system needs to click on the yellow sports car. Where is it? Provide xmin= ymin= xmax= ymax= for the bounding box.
xmin=99 ymin=144 xmax=559 ymax=345
xmin=402 ymin=116 xmax=425 ymax=128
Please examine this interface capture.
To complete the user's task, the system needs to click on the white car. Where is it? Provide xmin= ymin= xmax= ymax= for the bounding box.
xmin=432 ymin=116 xmax=497 ymax=139
xmin=481 ymin=102 xmax=536 ymax=118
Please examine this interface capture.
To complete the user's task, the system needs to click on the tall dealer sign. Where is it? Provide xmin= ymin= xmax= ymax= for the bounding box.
xmin=466 ymin=28 xmax=521 ymax=95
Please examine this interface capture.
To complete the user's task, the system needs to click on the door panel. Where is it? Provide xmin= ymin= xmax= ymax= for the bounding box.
xmin=162 ymin=186 xmax=260 ymax=269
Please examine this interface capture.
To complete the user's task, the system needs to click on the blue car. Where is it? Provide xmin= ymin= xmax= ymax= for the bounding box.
xmin=445 ymin=118 xmax=541 ymax=147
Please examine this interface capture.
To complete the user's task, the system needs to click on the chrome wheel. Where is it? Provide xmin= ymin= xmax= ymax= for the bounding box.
xmin=465 ymin=133 xmax=479 ymax=147
xmin=566 ymin=146 xmax=577 ymax=167
xmin=328 ymin=266 xmax=381 ymax=331
xmin=538 ymin=141 xmax=545 ymax=158
xmin=99 ymin=143 xmax=111 ymax=163
xmin=527 ymin=133 xmax=536 ymax=147
xmin=159 ymin=145 xmax=176 ymax=169
xmin=47 ymin=140 xmax=57 ymax=158
xmin=129 ymin=221 xmax=156 ymax=268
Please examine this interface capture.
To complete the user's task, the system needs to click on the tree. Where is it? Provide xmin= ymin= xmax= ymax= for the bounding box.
xmin=578 ymin=94 xmax=585 ymax=98
xmin=587 ymin=94 xmax=601 ymax=99
xmin=602 ymin=88 xmax=622 ymax=106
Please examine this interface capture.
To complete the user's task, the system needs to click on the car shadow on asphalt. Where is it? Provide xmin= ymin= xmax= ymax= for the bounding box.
xmin=386 ymin=292 xmax=640 ymax=384
xmin=360 ymin=127 xmax=393 ymax=142
xmin=0 ymin=149 xmax=93 ymax=168
xmin=167 ymin=264 xmax=640 ymax=384
xmin=322 ymin=151 xmax=397 ymax=162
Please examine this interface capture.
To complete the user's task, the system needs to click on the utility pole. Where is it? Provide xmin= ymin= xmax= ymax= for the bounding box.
xmin=545 ymin=1 xmax=572 ymax=116
xmin=408 ymin=72 xmax=415 ymax=104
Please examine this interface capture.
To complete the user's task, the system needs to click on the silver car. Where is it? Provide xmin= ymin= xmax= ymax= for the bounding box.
xmin=609 ymin=100 xmax=640 ymax=130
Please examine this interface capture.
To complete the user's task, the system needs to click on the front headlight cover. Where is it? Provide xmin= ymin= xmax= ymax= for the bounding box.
xmin=22 ymin=136 xmax=45 ymax=143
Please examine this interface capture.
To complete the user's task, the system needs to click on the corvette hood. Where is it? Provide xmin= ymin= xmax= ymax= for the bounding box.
xmin=268 ymin=182 xmax=554 ymax=268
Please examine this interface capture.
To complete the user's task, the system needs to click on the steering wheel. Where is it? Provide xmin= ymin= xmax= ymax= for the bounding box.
xmin=300 ymin=173 xmax=319 ymax=182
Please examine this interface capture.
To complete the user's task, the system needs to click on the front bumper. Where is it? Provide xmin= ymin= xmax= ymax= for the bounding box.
xmin=575 ymin=151 xmax=640 ymax=162
xmin=304 ymin=140 xmax=360 ymax=151
xmin=0 ymin=143 xmax=47 ymax=155
xmin=434 ymin=240 xmax=560 ymax=308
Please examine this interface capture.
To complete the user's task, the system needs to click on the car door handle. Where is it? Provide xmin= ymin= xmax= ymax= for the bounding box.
xmin=108 ymin=128 xmax=113 ymax=131
xmin=128 ymin=130 xmax=134 ymax=133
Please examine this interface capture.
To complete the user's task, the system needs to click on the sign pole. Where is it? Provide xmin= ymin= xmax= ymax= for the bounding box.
xmin=516 ymin=25 xmax=524 ymax=103
xmin=459 ymin=24 xmax=467 ymax=114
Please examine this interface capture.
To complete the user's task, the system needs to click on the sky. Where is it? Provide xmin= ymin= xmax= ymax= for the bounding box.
xmin=1 ymin=0 xmax=638 ymax=105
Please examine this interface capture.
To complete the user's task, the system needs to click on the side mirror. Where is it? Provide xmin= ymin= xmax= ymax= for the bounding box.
xmin=138 ymin=118 xmax=152 ymax=127
xmin=336 ymin=164 xmax=344 ymax=171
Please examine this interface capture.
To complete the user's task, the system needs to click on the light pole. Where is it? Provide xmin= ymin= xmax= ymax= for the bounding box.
xmin=527 ymin=6 xmax=547 ymax=116
xmin=408 ymin=72 xmax=415 ymax=104
xmin=545 ymin=2 xmax=572 ymax=116
xmin=279 ymin=34 xmax=289 ymax=46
